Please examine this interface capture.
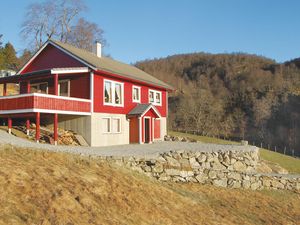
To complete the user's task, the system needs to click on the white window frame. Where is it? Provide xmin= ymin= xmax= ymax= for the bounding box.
xmin=148 ymin=89 xmax=162 ymax=106
xmin=103 ymin=79 xmax=124 ymax=107
xmin=111 ymin=117 xmax=121 ymax=134
xmin=30 ymin=82 xmax=49 ymax=94
xmin=132 ymin=85 xmax=141 ymax=103
xmin=58 ymin=79 xmax=70 ymax=97
xmin=102 ymin=117 xmax=111 ymax=134
xmin=102 ymin=117 xmax=122 ymax=134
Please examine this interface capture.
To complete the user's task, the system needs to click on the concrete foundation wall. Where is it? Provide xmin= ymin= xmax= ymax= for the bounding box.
xmin=90 ymin=113 xmax=129 ymax=147
xmin=53 ymin=114 xmax=167 ymax=147
xmin=58 ymin=115 xmax=91 ymax=145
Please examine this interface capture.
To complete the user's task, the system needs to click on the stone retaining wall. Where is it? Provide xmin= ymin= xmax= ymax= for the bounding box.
xmin=101 ymin=148 xmax=300 ymax=192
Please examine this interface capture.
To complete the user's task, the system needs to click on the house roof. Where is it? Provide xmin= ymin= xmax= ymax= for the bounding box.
xmin=128 ymin=103 xmax=161 ymax=118
xmin=47 ymin=40 xmax=173 ymax=90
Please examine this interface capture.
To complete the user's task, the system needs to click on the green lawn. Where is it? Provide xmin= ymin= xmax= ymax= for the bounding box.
xmin=168 ymin=131 xmax=237 ymax=145
xmin=259 ymin=149 xmax=300 ymax=174
xmin=168 ymin=131 xmax=300 ymax=174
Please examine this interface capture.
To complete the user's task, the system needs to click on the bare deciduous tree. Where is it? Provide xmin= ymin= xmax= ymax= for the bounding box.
xmin=20 ymin=0 xmax=105 ymax=51
xmin=66 ymin=18 xmax=106 ymax=52
xmin=21 ymin=1 xmax=60 ymax=49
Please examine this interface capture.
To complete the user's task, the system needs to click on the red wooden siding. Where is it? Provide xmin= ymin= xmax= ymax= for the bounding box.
xmin=0 ymin=96 xmax=34 ymax=110
xmin=21 ymin=45 xmax=84 ymax=74
xmin=93 ymin=72 xmax=167 ymax=117
xmin=154 ymin=119 xmax=161 ymax=139
xmin=0 ymin=95 xmax=90 ymax=113
xmin=34 ymin=96 xmax=90 ymax=112
xmin=129 ymin=117 xmax=139 ymax=143
xmin=70 ymin=75 xmax=90 ymax=99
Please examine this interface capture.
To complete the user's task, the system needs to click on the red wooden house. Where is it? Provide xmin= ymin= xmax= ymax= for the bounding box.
xmin=0 ymin=40 xmax=173 ymax=146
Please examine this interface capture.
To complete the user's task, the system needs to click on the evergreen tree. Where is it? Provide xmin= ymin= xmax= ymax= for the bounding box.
xmin=3 ymin=42 xmax=18 ymax=70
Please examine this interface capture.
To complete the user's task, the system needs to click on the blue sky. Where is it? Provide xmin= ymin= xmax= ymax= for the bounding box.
xmin=0 ymin=0 xmax=300 ymax=63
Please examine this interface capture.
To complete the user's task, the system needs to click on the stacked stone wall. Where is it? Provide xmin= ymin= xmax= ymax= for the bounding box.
xmin=100 ymin=148 xmax=300 ymax=191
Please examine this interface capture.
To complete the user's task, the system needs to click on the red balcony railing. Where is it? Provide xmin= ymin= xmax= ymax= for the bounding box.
xmin=0 ymin=93 xmax=91 ymax=115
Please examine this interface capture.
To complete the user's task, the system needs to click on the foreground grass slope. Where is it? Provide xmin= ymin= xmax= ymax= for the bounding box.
xmin=0 ymin=145 xmax=299 ymax=225
xmin=169 ymin=131 xmax=300 ymax=174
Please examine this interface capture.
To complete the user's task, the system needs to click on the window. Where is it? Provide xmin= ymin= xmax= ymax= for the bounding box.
xmin=104 ymin=81 xmax=112 ymax=103
xmin=102 ymin=117 xmax=121 ymax=133
xmin=149 ymin=91 xmax=154 ymax=103
xmin=103 ymin=118 xmax=111 ymax=133
xmin=115 ymin=83 xmax=122 ymax=105
xmin=112 ymin=118 xmax=121 ymax=133
xmin=30 ymin=82 xmax=48 ymax=94
xmin=156 ymin=92 xmax=161 ymax=104
xmin=104 ymin=80 xmax=123 ymax=106
xmin=149 ymin=89 xmax=162 ymax=105
xmin=132 ymin=86 xmax=141 ymax=102
xmin=58 ymin=80 xmax=70 ymax=97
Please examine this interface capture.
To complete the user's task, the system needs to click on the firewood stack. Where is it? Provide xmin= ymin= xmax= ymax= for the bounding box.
xmin=13 ymin=125 xmax=81 ymax=146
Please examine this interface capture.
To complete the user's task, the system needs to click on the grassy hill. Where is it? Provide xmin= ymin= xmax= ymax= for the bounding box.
xmin=0 ymin=145 xmax=299 ymax=225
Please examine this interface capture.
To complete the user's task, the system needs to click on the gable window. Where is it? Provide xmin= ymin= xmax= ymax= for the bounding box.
xmin=102 ymin=117 xmax=121 ymax=133
xmin=149 ymin=89 xmax=162 ymax=106
xmin=104 ymin=79 xmax=123 ymax=106
xmin=30 ymin=82 xmax=48 ymax=94
xmin=58 ymin=80 xmax=70 ymax=97
xmin=132 ymin=86 xmax=141 ymax=103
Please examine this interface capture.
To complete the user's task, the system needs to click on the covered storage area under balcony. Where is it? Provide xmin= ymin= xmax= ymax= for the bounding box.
xmin=0 ymin=67 xmax=92 ymax=145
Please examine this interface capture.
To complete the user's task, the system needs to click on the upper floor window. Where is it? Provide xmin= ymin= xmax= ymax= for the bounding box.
xmin=149 ymin=89 xmax=162 ymax=106
xmin=30 ymin=82 xmax=48 ymax=94
xmin=132 ymin=86 xmax=141 ymax=103
xmin=104 ymin=79 xmax=124 ymax=106
xmin=58 ymin=80 xmax=70 ymax=97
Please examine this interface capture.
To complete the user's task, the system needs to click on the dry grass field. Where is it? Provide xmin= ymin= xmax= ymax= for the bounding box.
xmin=0 ymin=145 xmax=299 ymax=225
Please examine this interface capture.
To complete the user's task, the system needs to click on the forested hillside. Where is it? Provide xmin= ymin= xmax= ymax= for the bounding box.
xmin=136 ymin=53 xmax=300 ymax=156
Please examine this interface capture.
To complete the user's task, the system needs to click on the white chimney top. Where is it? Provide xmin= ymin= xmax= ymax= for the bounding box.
xmin=93 ymin=41 xmax=102 ymax=58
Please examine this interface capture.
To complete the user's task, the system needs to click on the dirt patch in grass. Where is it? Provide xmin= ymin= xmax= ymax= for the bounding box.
xmin=0 ymin=145 xmax=299 ymax=225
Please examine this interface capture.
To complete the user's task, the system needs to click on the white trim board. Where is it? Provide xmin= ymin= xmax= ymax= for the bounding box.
xmin=90 ymin=71 xmax=94 ymax=112
xmin=51 ymin=67 xmax=89 ymax=74
xmin=0 ymin=108 xmax=91 ymax=115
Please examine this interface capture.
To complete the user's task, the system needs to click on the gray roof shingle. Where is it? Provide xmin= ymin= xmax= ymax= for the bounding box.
xmin=50 ymin=40 xmax=173 ymax=90
xmin=128 ymin=104 xmax=153 ymax=116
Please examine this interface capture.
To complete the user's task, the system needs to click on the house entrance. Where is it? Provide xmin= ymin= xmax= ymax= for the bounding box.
xmin=144 ymin=118 xmax=150 ymax=143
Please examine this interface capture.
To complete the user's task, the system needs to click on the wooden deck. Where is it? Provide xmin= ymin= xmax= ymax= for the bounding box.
xmin=0 ymin=93 xmax=91 ymax=115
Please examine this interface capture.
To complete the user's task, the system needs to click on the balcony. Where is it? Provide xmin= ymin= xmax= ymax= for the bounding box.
xmin=0 ymin=93 xmax=91 ymax=115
